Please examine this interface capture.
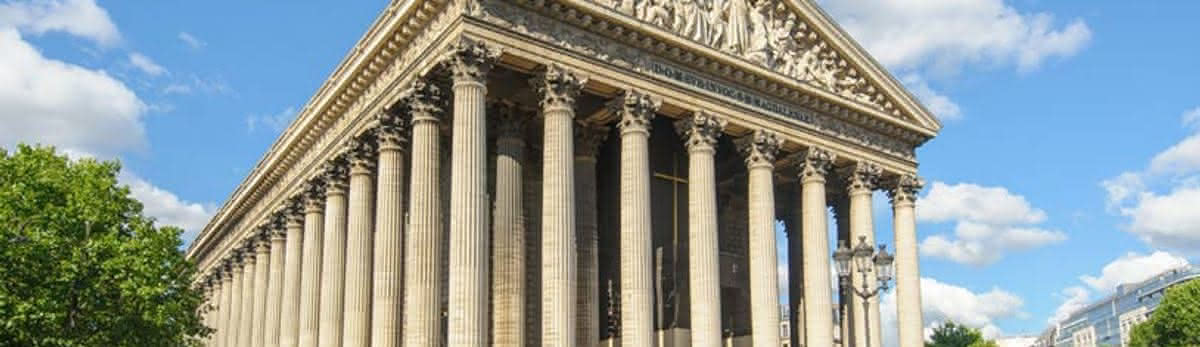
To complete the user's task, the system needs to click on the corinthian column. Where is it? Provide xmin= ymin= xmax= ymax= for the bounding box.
xmin=265 ymin=217 xmax=287 ymax=347
xmin=371 ymin=110 xmax=408 ymax=347
xmin=297 ymin=182 xmax=326 ymax=347
xmin=492 ymin=103 xmax=528 ymax=347
xmin=401 ymin=81 xmax=446 ymax=347
xmin=842 ymin=162 xmax=881 ymax=347
xmin=279 ymin=200 xmax=304 ymax=347
xmin=889 ymin=175 xmax=924 ymax=347
xmin=446 ymin=40 xmax=499 ymax=347
xmin=531 ymin=65 xmax=587 ymax=346
xmin=575 ymin=121 xmax=609 ymax=347
xmin=343 ymin=136 xmax=378 ymax=347
xmin=318 ymin=159 xmax=350 ymax=347
xmin=252 ymin=230 xmax=272 ymax=347
xmin=795 ymin=147 xmax=836 ymax=347
xmin=736 ymin=130 xmax=782 ymax=347
xmin=227 ymin=253 xmax=244 ymax=347
xmin=676 ymin=112 xmax=725 ymax=347
xmin=239 ymin=241 xmax=258 ymax=347
xmin=613 ymin=90 xmax=660 ymax=347
xmin=219 ymin=263 xmax=235 ymax=347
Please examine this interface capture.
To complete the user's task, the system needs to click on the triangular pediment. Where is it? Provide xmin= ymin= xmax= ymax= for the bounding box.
xmin=583 ymin=0 xmax=941 ymax=133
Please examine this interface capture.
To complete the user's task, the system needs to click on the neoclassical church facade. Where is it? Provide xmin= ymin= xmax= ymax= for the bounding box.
xmin=186 ymin=1 xmax=941 ymax=347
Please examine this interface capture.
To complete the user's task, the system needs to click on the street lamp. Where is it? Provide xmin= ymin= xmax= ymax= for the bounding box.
xmin=833 ymin=235 xmax=895 ymax=347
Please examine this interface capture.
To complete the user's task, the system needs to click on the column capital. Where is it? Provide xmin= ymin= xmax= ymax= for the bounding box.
xmin=251 ymin=231 xmax=271 ymax=254
xmin=575 ymin=121 xmax=609 ymax=159
xmin=282 ymin=196 xmax=305 ymax=227
xmin=375 ymin=110 xmax=408 ymax=152
xmin=302 ymin=179 xmax=327 ymax=213
xmin=531 ymin=64 xmax=587 ymax=112
xmin=346 ymin=134 xmax=378 ymax=176
xmin=840 ymin=161 xmax=881 ymax=196
xmin=238 ymin=240 xmax=257 ymax=266
xmin=445 ymin=38 xmax=501 ymax=84
xmin=736 ymin=129 xmax=781 ymax=169
xmin=494 ymin=101 xmax=528 ymax=141
xmin=675 ymin=111 xmax=726 ymax=153
xmin=321 ymin=156 xmax=350 ymax=195
xmin=402 ymin=79 xmax=445 ymax=124
xmin=792 ymin=147 xmax=836 ymax=183
xmin=612 ymin=90 xmax=660 ymax=135
xmin=886 ymin=174 xmax=924 ymax=207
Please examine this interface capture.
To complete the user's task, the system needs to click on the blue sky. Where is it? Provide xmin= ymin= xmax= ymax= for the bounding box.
xmin=2 ymin=0 xmax=1198 ymax=344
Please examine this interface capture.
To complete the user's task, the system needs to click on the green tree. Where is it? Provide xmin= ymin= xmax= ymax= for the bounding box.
xmin=0 ymin=145 xmax=210 ymax=347
xmin=927 ymin=321 xmax=999 ymax=347
xmin=1128 ymin=279 xmax=1200 ymax=347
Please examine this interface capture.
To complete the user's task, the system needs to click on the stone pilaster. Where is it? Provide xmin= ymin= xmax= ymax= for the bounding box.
xmin=575 ymin=121 xmax=609 ymax=347
xmin=343 ymin=136 xmax=377 ymax=347
xmin=675 ymin=112 xmax=725 ymax=347
xmin=219 ymin=263 xmax=236 ymax=347
xmin=614 ymin=90 xmax=660 ymax=347
xmin=402 ymin=80 xmax=446 ymax=347
xmin=265 ymin=217 xmax=287 ymax=347
xmin=239 ymin=241 xmax=258 ymax=347
xmin=297 ymin=181 xmax=326 ymax=347
xmin=531 ymin=64 xmax=586 ymax=346
xmin=252 ymin=230 xmax=272 ymax=347
xmin=888 ymin=175 xmax=924 ymax=347
xmin=371 ymin=110 xmax=408 ymax=347
xmin=842 ymin=162 xmax=881 ymax=347
xmin=492 ymin=103 xmax=528 ymax=347
xmin=736 ymin=129 xmax=782 ymax=347
xmin=318 ymin=159 xmax=350 ymax=347
xmin=279 ymin=201 xmax=305 ymax=347
xmin=795 ymin=147 xmax=836 ymax=347
xmin=446 ymin=40 xmax=499 ymax=347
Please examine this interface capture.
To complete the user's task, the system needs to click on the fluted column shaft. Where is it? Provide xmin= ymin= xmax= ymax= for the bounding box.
xmin=401 ymin=81 xmax=445 ymax=347
xmin=798 ymin=148 xmax=836 ymax=347
xmin=371 ymin=114 xmax=408 ymax=347
xmin=297 ymin=188 xmax=326 ymax=347
xmin=846 ymin=164 xmax=881 ymax=347
xmin=738 ymin=130 xmax=781 ymax=347
xmin=891 ymin=176 xmax=924 ymax=347
xmin=447 ymin=42 xmax=495 ymax=347
xmin=493 ymin=106 xmax=527 ymax=347
xmin=318 ymin=166 xmax=350 ymax=347
xmin=252 ymin=238 xmax=272 ymax=347
xmin=614 ymin=91 xmax=658 ymax=347
xmin=677 ymin=114 xmax=724 ymax=347
xmin=239 ymin=252 xmax=257 ymax=347
xmin=575 ymin=123 xmax=607 ymax=347
xmin=533 ymin=66 xmax=585 ymax=346
xmin=280 ymin=212 xmax=304 ymax=347
xmin=228 ymin=261 xmax=244 ymax=347
xmin=219 ymin=270 xmax=235 ymax=347
xmin=344 ymin=140 xmax=377 ymax=347
xmin=787 ymin=205 xmax=805 ymax=347
xmin=265 ymin=229 xmax=286 ymax=347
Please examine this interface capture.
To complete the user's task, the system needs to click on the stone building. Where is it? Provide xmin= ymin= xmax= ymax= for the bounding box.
xmin=186 ymin=0 xmax=941 ymax=346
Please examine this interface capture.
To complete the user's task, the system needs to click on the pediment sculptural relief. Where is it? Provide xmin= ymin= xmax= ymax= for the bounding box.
xmin=591 ymin=0 xmax=899 ymax=116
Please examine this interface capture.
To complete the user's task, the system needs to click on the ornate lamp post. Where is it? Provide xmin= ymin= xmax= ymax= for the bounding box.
xmin=833 ymin=235 xmax=895 ymax=347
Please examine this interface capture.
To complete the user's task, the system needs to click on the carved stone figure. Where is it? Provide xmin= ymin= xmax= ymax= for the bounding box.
xmin=745 ymin=0 xmax=771 ymax=65
xmin=675 ymin=0 xmax=709 ymax=43
xmin=707 ymin=0 xmax=726 ymax=48
xmin=639 ymin=0 xmax=673 ymax=28
xmin=723 ymin=0 xmax=751 ymax=53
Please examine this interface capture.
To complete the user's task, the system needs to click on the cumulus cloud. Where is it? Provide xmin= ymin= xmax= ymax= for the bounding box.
xmin=1048 ymin=286 xmax=1090 ymax=325
xmin=128 ymin=52 xmax=166 ymax=77
xmin=177 ymin=31 xmax=204 ymax=49
xmin=247 ymin=106 xmax=296 ymax=134
xmin=901 ymin=74 xmax=961 ymax=120
xmin=917 ymin=182 xmax=1066 ymax=266
xmin=0 ymin=0 xmax=119 ymax=46
xmin=1049 ymin=252 xmax=1188 ymax=325
xmin=882 ymin=277 xmax=1025 ymax=346
xmin=120 ymin=172 xmax=214 ymax=244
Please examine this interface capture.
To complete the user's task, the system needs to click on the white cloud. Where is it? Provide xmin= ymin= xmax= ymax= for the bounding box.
xmin=1048 ymin=286 xmax=1090 ymax=325
xmin=120 ymin=172 xmax=214 ymax=244
xmin=247 ymin=106 xmax=296 ymax=134
xmin=882 ymin=277 xmax=1025 ymax=347
xmin=0 ymin=0 xmax=119 ymax=46
xmin=901 ymin=74 xmax=961 ymax=120
xmin=128 ymin=52 xmax=166 ymax=77
xmin=177 ymin=31 xmax=204 ymax=49
xmin=1148 ymin=134 xmax=1200 ymax=175
xmin=917 ymin=182 xmax=1065 ymax=266
xmin=822 ymin=0 xmax=1091 ymax=74
xmin=0 ymin=28 xmax=145 ymax=157
xmin=1079 ymin=251 xmax=1189 ymax=293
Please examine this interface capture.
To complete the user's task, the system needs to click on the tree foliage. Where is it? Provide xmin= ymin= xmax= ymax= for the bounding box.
xmin=1128 ymin=278 xmax=1200 ymax=347
xmin=927 ymin=321 xmax=998 ymax=347
xmin=0 ymin=145 xmax=210 ymax=347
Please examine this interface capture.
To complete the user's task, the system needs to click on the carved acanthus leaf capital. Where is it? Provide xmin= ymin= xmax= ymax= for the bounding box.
xmin=494 ymin=101 xmax=528 ymax=140
xmin=675 ymin=111 xmax=726 ymax=152
xmin=532 ymin=64 xmax=587 ymax=112
xmin=841 ymin=161 xmax=881 ymax=194
xmin=794 ymin=147 xmax=836 ymax=181
xmin=612 ymin=90 xmax=661 ymax=134
xmin=302 ymin=179 xmax=326 ymax=212
xmin=402 ymin=80 xmax=445 ymax=124
xmin=445 ymin=39 xmax=501 ymax=84
xmin=321 ymin=156 xmax=350 ymax=194
xmin=575 ymin=121 xmax=610 ymax=158
xmin=346 ymin=134 xmax=378 ymax=174
xmin=736 ymin=129 xmax=781 ymax=168
xmin=886 ymin=174 xmax=924 ymax=206
xmin=282 ymin=196 xmax=304 ymax=226
xmin=375 ymin=110 xmax=408 ymax=151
